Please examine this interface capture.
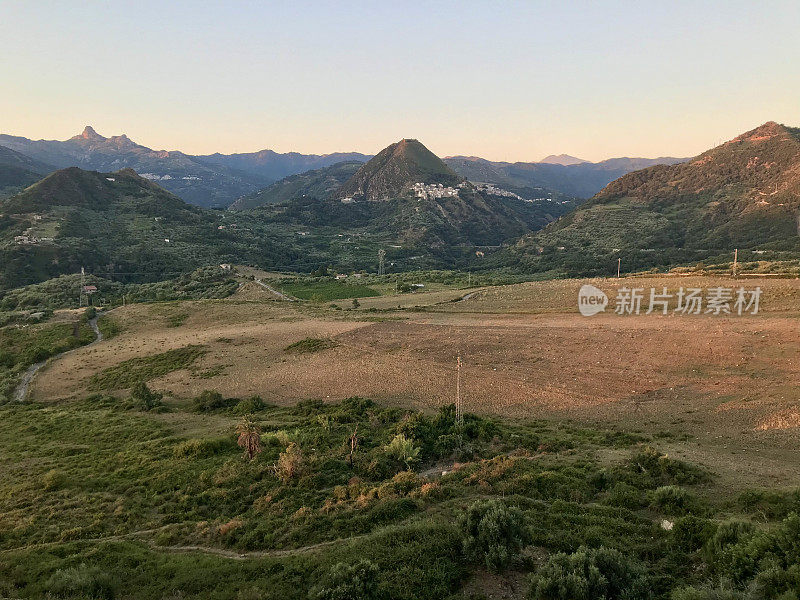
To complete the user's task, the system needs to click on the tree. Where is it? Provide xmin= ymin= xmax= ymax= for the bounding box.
xmin=236 ymin=417 xmax=262 ymax=461
xmin=384 ymin=434 xmax=420 ymax=469
xmin=459 ymin=499 xmax=527 ymax=571
xmin=352 ymin=297 xmax=360 ymax=309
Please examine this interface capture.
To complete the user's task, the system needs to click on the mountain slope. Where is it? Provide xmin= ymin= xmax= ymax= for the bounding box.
xmin=501 ymin=121 xmax=800 ymax=275
xmin=230 ymin=161 xmax=363 ymax=210
xmin=337 ymin=139 xmax=463 ymax=202
xmin=0 ymin=146 xmax=54 ymax=197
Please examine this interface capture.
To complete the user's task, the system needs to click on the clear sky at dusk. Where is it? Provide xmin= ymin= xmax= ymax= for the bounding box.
xmin=2 ymin=0 xmax=799 ymax=162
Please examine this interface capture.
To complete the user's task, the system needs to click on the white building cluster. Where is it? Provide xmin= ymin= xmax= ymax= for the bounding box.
xmin=412 ymin=182 xmax=464 ymax=200
xmin=475 ymin=184 xmax=524 ymax=200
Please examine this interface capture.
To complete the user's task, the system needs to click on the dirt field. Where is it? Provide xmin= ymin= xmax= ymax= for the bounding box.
xmin=32 ymin=275 xmax=800 ymax=489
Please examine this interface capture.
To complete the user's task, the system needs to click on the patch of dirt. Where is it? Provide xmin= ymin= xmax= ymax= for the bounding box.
xmin=756 ymin=408 xmax=800 ymax=431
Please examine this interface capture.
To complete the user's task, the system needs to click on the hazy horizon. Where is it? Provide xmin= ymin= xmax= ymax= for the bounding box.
xmin=3 ymin=0 xmax=799 ymax=162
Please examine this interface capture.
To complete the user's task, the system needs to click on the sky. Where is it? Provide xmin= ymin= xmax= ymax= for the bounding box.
xmin=2 ymin=0 xmax=799 ymax=162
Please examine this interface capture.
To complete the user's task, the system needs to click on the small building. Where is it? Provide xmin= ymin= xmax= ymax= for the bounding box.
xmin=220 ymin=264 xmax=232 ymax=271
xmin=335 ymin=274 xmax=348 ymax=280
xmin=83 ymin=285 xmax=98 ymax=294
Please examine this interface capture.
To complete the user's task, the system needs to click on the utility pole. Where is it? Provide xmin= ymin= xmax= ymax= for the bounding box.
xmin=732 ymin=248 xmax=739 ymax=279
xmin=455 ymin=354 xmax=463 ymax=427
xmin=617 ymin=258 xmax=621 ymax=279
xmin=79 ymin=267 xmax=85 ymax=307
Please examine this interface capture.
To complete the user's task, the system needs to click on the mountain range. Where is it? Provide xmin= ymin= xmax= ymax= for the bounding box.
xmin=0 ymin=127 xmax=370 ymax=208
xmin=0 ymin=126 xmax=687 ymax=208
xmin=2 ymin=121 xmax=797 ymax=288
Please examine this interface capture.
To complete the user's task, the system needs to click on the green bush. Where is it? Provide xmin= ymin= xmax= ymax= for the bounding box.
xmin=626 ymin=447 xmax=709 ymax=486
xmin=311 ymin=559 xmax=381 ymax=600
xmin=193 ymin=390 xmax=232 ymax=412
xmin=651 ymin=486 xmax=705 ymax=516
xmin=459 ymin=499 xmax=528 ymax=571
xmin=528 ymin=546 xmax=652 ymax=600
xmin=670 ymin=515 xmax=717 ymax=553
xmin=670 ymin=584 xmax=747 ymax=600
xmin=44 ymin=563 xmax=115 ymax=599
xmin=173 ymin=437 xmax=236 ymax=458
xmin=130 ymin=381 xmax=163 ymax=411
xmin=234 ymin=395 xmax=266 ymax=414
xmin=384 ymin=434 xmax=420 ymax=469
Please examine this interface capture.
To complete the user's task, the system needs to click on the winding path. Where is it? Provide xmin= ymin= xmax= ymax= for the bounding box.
xmin=13 ymin=313 xmax=104 ymax=403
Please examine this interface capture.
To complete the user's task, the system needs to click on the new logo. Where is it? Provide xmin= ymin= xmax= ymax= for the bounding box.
xmin=578 ymin=284 xmax=608 ymax=316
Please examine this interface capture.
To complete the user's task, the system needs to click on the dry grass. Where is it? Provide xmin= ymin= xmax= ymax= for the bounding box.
xmin=30 ymin=276 xmax=800 ymax=489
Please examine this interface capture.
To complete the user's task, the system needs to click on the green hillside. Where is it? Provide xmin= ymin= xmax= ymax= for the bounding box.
xmin=499 ymin=122 xmax=800 ymax=275
xmin=230 ymin=161 xmax=363 ymax=210
xmin=0 ymin=168 xmax=308 ymax=290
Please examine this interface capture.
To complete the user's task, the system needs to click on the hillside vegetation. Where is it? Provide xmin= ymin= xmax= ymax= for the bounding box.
xmin=501 ymin=122 xmax=800 ymax=275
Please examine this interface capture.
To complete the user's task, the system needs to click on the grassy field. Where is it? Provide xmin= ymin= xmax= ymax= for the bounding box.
xmin=3 ymin=274 xmax=800 ymax=598
xmin=0 ymin=311 xmax=96 ymax=402
xmin=3 ymin=391 xmax=796 ymax=600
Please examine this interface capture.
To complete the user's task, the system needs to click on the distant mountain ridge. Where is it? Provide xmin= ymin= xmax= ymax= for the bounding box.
xmin=230 ymin=161 xmax=362 ymax=210
xmin=539 ymin=154 xmax=588 ymax=165
xmin=0 ymin=127 xmax=369 ymax=208
xmin=444 ymin=155 xmax=688 ymax=199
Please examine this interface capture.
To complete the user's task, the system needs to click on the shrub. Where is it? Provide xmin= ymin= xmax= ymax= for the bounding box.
xmin=44 ymin=563 xmax=115 ymax=599
xmin=711 ymin=513 xmax=800 ymax=589
xmin=311 ymin=559 xmax=380 ymax=600
xmin=384 ymin=434 xmax=420 ymax=469
xmin=528 ymin=546 xmax=652 ymax=600
xmin=671 ymin=515 xmax=717 ymax=553
xmin=193 ymin=390 xmax=231 ymax=412
xmin=130 ymin=381 xmax=162 ymax=411
xmin=627 ymin=447 xmax=709 ymax=486
xmin=42 ymin=469 xmax=67 ymax=491
xmin=234 ymin=395 xmax=266 ymax=414
xmin=651 ymin=486 xmax=705 ymax=516
xmin=459 ymin=499 xmax=528 ymax=571
xmin=702 ymin=521 xmax=755 ymax=566
xmin=273 ymin=442 xmax=304 ymax=483
xmin=670 ymin=586 xmax=747 ymax=599
xmin=173 ymin=437 xmax=235 ymax=458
